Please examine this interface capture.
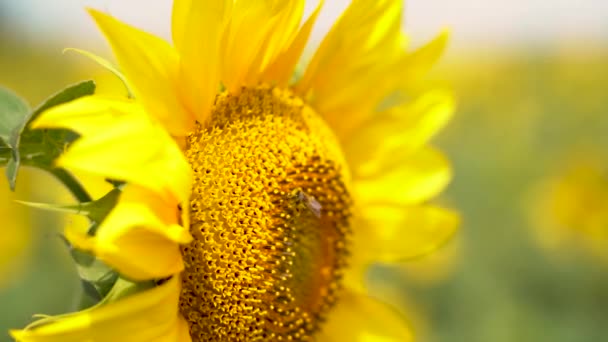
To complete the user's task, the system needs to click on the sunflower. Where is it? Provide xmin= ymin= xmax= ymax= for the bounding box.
xmin=11 ymin=0 xmax=457 ymax=341
xmin=528 ymin=150 xmax=608 ymax=263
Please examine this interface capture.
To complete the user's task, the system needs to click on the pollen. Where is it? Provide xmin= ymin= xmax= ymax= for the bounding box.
xmin=179 ymin=86 xmax=353 ymax=341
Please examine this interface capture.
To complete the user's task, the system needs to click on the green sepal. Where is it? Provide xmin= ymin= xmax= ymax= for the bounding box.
xmin=21 ymin=276 xmax=155 ymax=330
xmin=70 ymin=247 xmax=119 ymax=304
xmin=0 ymin=81 xmax=95 ymax=191
xmin=0 ymin=87 xmax=29 ymax=187
xmin=100 ymin=276 xmax=156 ymax=304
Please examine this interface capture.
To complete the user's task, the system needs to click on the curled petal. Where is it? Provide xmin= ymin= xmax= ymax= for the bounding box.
xmin=33 ymin=95 xmax=192 ymax=204
xmin=66 ymin=186 xmax=191 ymax=281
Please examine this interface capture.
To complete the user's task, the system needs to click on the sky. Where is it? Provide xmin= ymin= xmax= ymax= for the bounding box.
xmin=3 ymin=0 xmax=607 ymax=52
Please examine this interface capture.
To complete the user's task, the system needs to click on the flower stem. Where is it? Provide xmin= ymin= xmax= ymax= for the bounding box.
xmin=49 ymin=168 xmax=92 ymax=203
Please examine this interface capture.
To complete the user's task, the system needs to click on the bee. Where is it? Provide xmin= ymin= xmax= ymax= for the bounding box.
xmin=290 ymin=188 xmax=322 ymax=218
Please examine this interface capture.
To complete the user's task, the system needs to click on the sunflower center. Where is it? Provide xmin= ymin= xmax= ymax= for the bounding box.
xmin=179 ymin=86 xmax=352 ymax=341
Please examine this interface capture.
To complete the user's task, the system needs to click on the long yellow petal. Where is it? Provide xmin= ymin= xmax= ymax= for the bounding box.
xmin=295 ymin=0 xmax=403 ymax=138
xmin=88 ymin=9 xmax=193 ymax=136
xmin=394 ymin=30 xmax=450 ymax=89
xmin=31 ymin=95 xmax=141 ymax=136
xmin=261 ymin=0 xmax=323 ymax=85
xmin=171 ymin=0 xmax=194 ymax=52
xmin=10 ymin=277 xmax=191 ymax=342
xmin=66 ymin=185 xmax=191 ymax=280
xmin=353 ymin=147 xmax=452 ymax=206
xmin=352 ymin=205 xmax=459 ymax=264
xmin=244 ymin=0 xmax=304 ymax=84
xmin=345 ymin=89 xmax=455 ymax=172
xmin=317 ymin=290 xmax=413 ymax=342
xmin=221 ymin=0 xmax=282 ymax=90
xmin=337 ymin=30 xmax=449 ymax=114
xmin=299 ymin=0 xmax=403 ymax=90
xmin=171 ymin=0 xmax=229 ymax=124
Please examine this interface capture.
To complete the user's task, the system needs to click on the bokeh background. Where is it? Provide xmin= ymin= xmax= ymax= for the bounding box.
xmin=1 ymin=1 xmax=608 ymax=341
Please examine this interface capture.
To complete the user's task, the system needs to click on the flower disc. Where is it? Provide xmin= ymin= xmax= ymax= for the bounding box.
xmin=180 ymin=86 xmax=353 ymax=341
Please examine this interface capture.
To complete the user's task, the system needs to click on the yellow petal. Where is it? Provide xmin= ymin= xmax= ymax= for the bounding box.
xmin=31 ymin=95 xmax=141 ymax=136
xmin=353 ymin=205 xmax=460 ymax=264
xmin=245 ymin=0 xmax=304 ymax=83
xmin=10 ymin=277 xmax=191 ymax=342
xmin=261 ymin=0 xmax=323 ymax=85
xmin=396 ymin=237 xmax=461 ymax=285
xmin=171 ymin=0 xmax=229 ymax=123
xmin=45 ymin=107 xmax=191 ymax=203
xmin=299 ymin=0 xmax=403 ymax=91
xmin=67 ymin=226 xmax=185 ymax=281
xmin=221 ymin=1 xmax=282 ymax=90
xmin=88 ymin=9 xmax=193 ymax=135
xmin=66 ymin=186 xmax=191 ymax=280
xmin=317 ymin=290 xmax=413 ymax=342
xmin=262 ymin=0 xmax=305 ymax=67
xmin=394 ymin=30 xmax=450 ymax=89
xmin=340 ymin=258 xmax=369 ymax=294
xmin=345 ymin=89 xmax=455 ymax=171
xmin=32 ymin=95 xmax=191 ymax=202
xmin=353 ymin=147 xmax=452 ymax=206
xmin=296 ymin=0 xmax=403 ymax=137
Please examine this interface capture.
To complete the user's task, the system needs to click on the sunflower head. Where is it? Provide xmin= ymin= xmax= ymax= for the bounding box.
xmin=530 ymin=151 xmax=608 ymax=261
xmin=181 ymin=85 xmax=352 ymax=340
xmin=10 ymin=1 xmax=457 ymax=341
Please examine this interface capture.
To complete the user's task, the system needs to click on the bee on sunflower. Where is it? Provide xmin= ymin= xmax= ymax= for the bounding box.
xmin=10 ymin=0 xmax=458 ymax=341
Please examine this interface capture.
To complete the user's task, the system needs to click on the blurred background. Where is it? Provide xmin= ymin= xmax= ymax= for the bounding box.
xmin=1 ymin=1 xmax=607 ymax=341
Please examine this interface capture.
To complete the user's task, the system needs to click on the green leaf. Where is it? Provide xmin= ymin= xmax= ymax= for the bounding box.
xmin=5 ymin=158 xmax=18 ymax=188
xmin=0 ymin=86 xmax=30 ymax=146
xmin=2 ymin=80 xmax=95 ymax=191
xmin=27 ymin=80 xmax=95 ymax=125
xmin=16 ymin=187 xmax=121 ymax=230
